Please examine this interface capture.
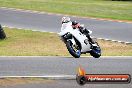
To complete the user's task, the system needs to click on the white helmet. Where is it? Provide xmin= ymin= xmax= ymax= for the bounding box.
xmin=61 ymin=17 xmax=70 ymax=23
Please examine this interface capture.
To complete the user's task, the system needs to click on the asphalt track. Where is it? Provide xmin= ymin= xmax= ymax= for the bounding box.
xmin=0 ymin=56 xmax=132 ymax=76
xmin=0 ymin=56 xmax=132 ymax=88
xmin=0 ymin=7 xmax=132 ymax=43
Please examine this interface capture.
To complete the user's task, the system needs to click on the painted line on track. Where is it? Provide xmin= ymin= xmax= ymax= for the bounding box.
xmin=0 ymin=56 xmax=132 ymax=58
xmin=0 ymin=75 xmax=76 ymax=80
xmin=2 ymin=25 xmax=56 ymax=34
xmin=0 ymin=56 xmax=132 ymax=60
xmin=93 ymin=37 xmax=132 ymax=44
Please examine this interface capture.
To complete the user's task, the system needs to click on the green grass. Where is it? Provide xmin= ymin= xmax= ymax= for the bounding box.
xmin=0 ymin=0 xmax=132 ymax=21
xmin=0 ymin=27 xmax=132 ymax=56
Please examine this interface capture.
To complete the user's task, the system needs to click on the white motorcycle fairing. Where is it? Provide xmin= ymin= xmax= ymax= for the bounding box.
xmin=59 ymin=22 xmax=91 ymax=53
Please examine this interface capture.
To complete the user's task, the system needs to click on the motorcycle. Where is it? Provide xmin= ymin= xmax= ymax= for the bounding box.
xmin=59 ymin=22 xmax=101 ymax=58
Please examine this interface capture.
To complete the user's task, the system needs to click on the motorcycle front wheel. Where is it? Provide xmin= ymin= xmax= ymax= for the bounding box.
xmin=66 ymin=40 xmax=81 ymax=58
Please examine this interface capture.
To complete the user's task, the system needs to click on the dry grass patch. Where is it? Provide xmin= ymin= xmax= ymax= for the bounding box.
xmin=0 ymin=78 xmax=53 ymax=87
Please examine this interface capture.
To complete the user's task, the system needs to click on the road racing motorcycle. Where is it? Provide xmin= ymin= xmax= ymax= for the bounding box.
xmin=59 ymin=22 xmax=101 ymax=58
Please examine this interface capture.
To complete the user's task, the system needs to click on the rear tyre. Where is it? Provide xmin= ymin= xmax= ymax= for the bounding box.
xmin=90 ymin=42 xmax=101 ymax=58
xmin=66 ymin=40 xmax=81 ymax=58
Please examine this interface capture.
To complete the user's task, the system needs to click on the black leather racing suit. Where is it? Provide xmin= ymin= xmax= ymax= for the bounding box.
xmin=78 ymin=26 xmax=95 ymax=44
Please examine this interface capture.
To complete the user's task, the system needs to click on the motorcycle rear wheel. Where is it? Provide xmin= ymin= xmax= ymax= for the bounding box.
xmin=90 ymin=42 xmax=101 ymax=58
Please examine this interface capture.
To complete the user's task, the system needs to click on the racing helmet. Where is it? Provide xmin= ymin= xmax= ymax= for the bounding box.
xmin=72 ymin=21 xmax=80 ymax=29
xmin=72 ymin=21 xmax=78 ymax=25
xmin=61 ymin=17 xmax=70 ymax=24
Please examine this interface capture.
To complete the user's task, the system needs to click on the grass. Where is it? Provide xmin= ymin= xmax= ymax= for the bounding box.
xmin=0 ymin=27 xmax=132 ymax=56
xmin=0 ymin=78 xmax=53 ymax=86
xmin=0 ymin=28 xmax=68 ymax=56
xmin=0 ymin=0 xmax=132 ymax=21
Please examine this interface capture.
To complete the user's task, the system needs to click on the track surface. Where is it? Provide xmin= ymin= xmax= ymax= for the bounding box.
xmin=0 ymin=56 xmax=132 ymax=88
xmin=0 ymin=7 xmax=132 ymax=43
xmin=0 ymin=57 xmax=131 ymax=76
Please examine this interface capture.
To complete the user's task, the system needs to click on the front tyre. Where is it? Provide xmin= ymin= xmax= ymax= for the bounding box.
xmin=66 ymin=40 xmax=81 ymax=58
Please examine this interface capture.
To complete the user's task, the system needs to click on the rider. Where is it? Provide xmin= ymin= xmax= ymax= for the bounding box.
xmin=61 ymin=17 xmax=96 ymax=46
xmin=72 ymin=21 xmax=96 ymax=46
